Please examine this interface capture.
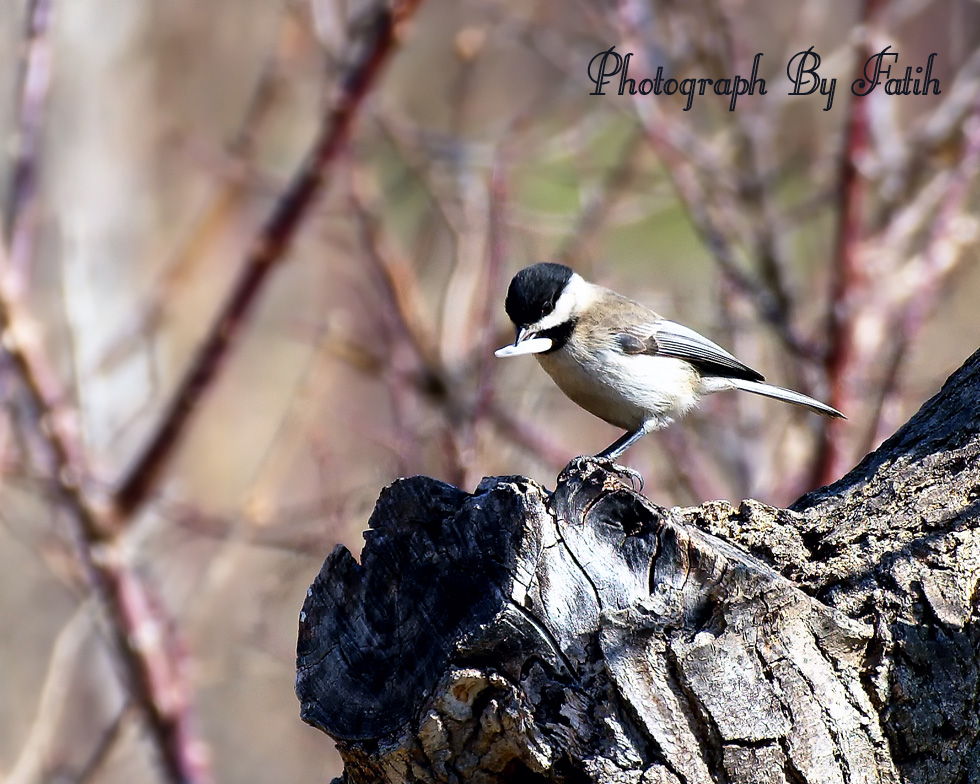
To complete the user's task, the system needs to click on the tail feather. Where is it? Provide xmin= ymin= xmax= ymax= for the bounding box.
xmin=728 ymin=379 xmax=845 ymax=419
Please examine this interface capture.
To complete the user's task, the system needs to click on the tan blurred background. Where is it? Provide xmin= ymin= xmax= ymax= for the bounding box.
xmin=1 ymin=0 xmax=979 ymax=782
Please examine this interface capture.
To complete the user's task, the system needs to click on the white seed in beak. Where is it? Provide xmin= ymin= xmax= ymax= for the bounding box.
xmin=494 ymin=337 xmax=554 ymax=357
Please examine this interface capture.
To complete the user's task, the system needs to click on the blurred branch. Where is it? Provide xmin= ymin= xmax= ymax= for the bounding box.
xmin=348 ymin=165 xmax=471 ymax=484
xmin=657 ymin=426 xmax=728 ymax=504
xmin=642 ymin=129 xmax=815 ymax=360
xmin=375 ymin=117 xmax=467 ymax=236
xmin=908 ymin=46 xmax=980 ymax=177
xmin=113 ymin=0 xmax=424 ymax=517
xmin=348 ymin=167 xmax=442 ymax=371
xmin=484 ymin=399 xmax=571 ymax=467
xmin=715 ymin=6 xmax=796 ymax=327
xmin=816 ymin=4 xmax=878 ymax=485
xmin=6 ymin=606 xmax=90 ymax=784
xmin=474 ymin=155 xmax=509 ymax=420
xmin=164 ymin=497 xmax=357 ymax=554
xmin=868 ymin=97 xmax=980 ymax=447
xmin=71 ymin=706 xmax=131 ymax=784
xmin=615 ymin=1 xmax=821 ymax=364
xmin=8 ymin=609 xmax=131 ymax=784
xmin=0 ymin=274 xmax=99 ymax=540
xmin=813 ymin=3 xmax=980 ymax=483
xmin=96 ymin=43 xmax=284 ymax=377
xmin=553 ymin=130 xmax=644 ymax=269
xmin=3 ymin=0 xmax=55 ymax=292
xmin=0 ymin=262 xmax=209 ymax=782
xmin=345 ymin=164 xmax=570 ymax=473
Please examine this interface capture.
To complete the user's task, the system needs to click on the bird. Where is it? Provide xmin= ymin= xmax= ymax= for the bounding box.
xmin=495 ymin=262 xmax=844 ymax=461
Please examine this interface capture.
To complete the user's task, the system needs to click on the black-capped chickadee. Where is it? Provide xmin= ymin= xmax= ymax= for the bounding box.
xmin=496 ymin=262 xmax=844 ymax=460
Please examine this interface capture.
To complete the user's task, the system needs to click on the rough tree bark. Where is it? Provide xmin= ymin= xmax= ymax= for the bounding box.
xmin=296 ymin=349 xmax=980 ymax=784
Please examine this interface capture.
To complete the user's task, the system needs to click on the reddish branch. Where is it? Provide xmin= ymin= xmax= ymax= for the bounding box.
xmin=0 ymin=1 xmax=424 ymax=779
xmin=815 ymin=0 xmax=880 ymax=485
xmin=816 ymin=99 xmax=867 ymax=482
xmin=0 ymin=273 xmax=210 ymax=784
xmin=113 ymin=0 xmax=424 ymax=516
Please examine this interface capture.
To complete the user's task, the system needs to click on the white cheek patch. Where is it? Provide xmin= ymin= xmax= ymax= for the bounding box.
xmin=531 ymin=273 xmax=595 ymax=333
xmin=495 ymin=337 xmax=554 ymax=357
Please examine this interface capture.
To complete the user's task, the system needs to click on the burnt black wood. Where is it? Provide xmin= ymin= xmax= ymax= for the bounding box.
xmin=296 ymin=475 xmax=552 ymax=739
xmin=296 ymin=348 xmax=980 ymax=784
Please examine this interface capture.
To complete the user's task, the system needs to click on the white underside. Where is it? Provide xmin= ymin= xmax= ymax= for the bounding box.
xmin=537 ymin=348 xmax=713 ymax=432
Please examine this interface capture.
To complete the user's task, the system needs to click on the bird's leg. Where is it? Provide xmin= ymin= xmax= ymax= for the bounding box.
xmin=596 ymin=426 xmax=649 ymax=460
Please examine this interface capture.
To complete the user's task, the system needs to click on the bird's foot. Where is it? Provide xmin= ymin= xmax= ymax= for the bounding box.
xmin=562 ymin=454 xmax=644 ymax=492
xmin=597 ymin=458 xmax=644 ymax=492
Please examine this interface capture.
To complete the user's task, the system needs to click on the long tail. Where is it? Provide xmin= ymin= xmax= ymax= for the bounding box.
xmin=729 ymin=379 xmax=845 ymax=419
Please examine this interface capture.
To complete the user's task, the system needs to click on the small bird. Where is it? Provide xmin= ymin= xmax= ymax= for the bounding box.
xmin=495 ymin=262 xmax=844 ymax=460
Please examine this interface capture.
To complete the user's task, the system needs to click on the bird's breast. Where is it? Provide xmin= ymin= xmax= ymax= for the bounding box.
xmin=536 ymin=346 xmax=701 ymax=431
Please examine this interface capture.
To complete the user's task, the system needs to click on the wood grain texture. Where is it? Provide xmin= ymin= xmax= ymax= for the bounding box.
xmin=296 ymin=350 xmax=980 ymax=783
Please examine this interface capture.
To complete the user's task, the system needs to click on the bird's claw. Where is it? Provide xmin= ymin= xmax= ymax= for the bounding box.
xmin=602 ymin=460 xmax=644 ymax=492
xmin=573 ymin=454 xmax=644 ymax=492
xmin=560 ymin=454 xmax=645 ymax=492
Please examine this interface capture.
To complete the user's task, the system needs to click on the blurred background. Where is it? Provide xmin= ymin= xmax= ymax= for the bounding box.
xmin=1 ymin=0 xmax=979 ymax=781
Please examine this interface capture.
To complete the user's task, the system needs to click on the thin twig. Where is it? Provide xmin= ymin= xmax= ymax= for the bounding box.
xmin=347 ymin=166 xmax=444 ymax=474
xmin=713 ymin=1 xmax=796 ymax=327
xmin=73 ymin=705 xmax=133 ymax=784
xmin=113 ymin=0 xmax=424 ymax=516
xmin=658 ymin=426 xmax=729 ymax=506
xmin=163 ymin=496 xmax=357 ymax=554
xmin=553 ymin=130 xmax=644 ymax=269
xmin=485 ymin=400 xmax=572 ymax=468
xmin=3 ymin=0 xmax=55 ymax=292
xmin=6 ymin=606 xmax=90 ymax=784
xmin=474 ymin=153 xmax=509 ymax=420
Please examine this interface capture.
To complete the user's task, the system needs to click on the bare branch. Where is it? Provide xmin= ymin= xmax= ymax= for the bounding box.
xmin=6 ymin=607 xmax=91 ymax=784
xmin=0 ymin=259 xmax=210 ymax=783
xmin=345 ymin=162 xmax=572 ymax=474
xmin=95 ymin=53 xmax=283 ymax=378
xmin=868 ymin=96 xmax=980 ymax=447
xmin=72 ymin=706 xmax=131 ymax=784
xmin=113 ymin=0 xmax=425 ymax=516
xmin=553 ymin=130 xmax=645 ymax=270
xmin=615 ymin=2 xmax=821 ymax=364
xmin=814 ymin=0 xmax=881 ymax=486
xmin=474 ymin=153 xmax=510 ymax=422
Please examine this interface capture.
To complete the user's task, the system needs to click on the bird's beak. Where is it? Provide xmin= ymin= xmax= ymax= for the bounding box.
xmin=494 ymin=327 xmax=554 ymax=358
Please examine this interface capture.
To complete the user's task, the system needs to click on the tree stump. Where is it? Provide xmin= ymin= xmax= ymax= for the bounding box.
xmin=296 ymin=349 xmax=980 ymax=784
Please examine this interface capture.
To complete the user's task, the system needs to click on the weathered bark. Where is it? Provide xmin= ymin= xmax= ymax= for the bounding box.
xmin=296 ymin=349 xmax=980 ymax=784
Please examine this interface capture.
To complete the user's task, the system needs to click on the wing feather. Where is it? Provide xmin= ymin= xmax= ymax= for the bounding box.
xmin=617 ymin=319 xmax=764 ymax=382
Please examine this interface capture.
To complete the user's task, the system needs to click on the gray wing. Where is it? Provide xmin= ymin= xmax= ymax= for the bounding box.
xmin=618 ymin=319 xmax=764 ymax=382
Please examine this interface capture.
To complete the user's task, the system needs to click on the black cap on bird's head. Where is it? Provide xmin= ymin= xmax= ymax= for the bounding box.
xmin=504 ymin=262 xmax=574 ymax=329
xmin=495 ymin=262 xmax=578 ymax=358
